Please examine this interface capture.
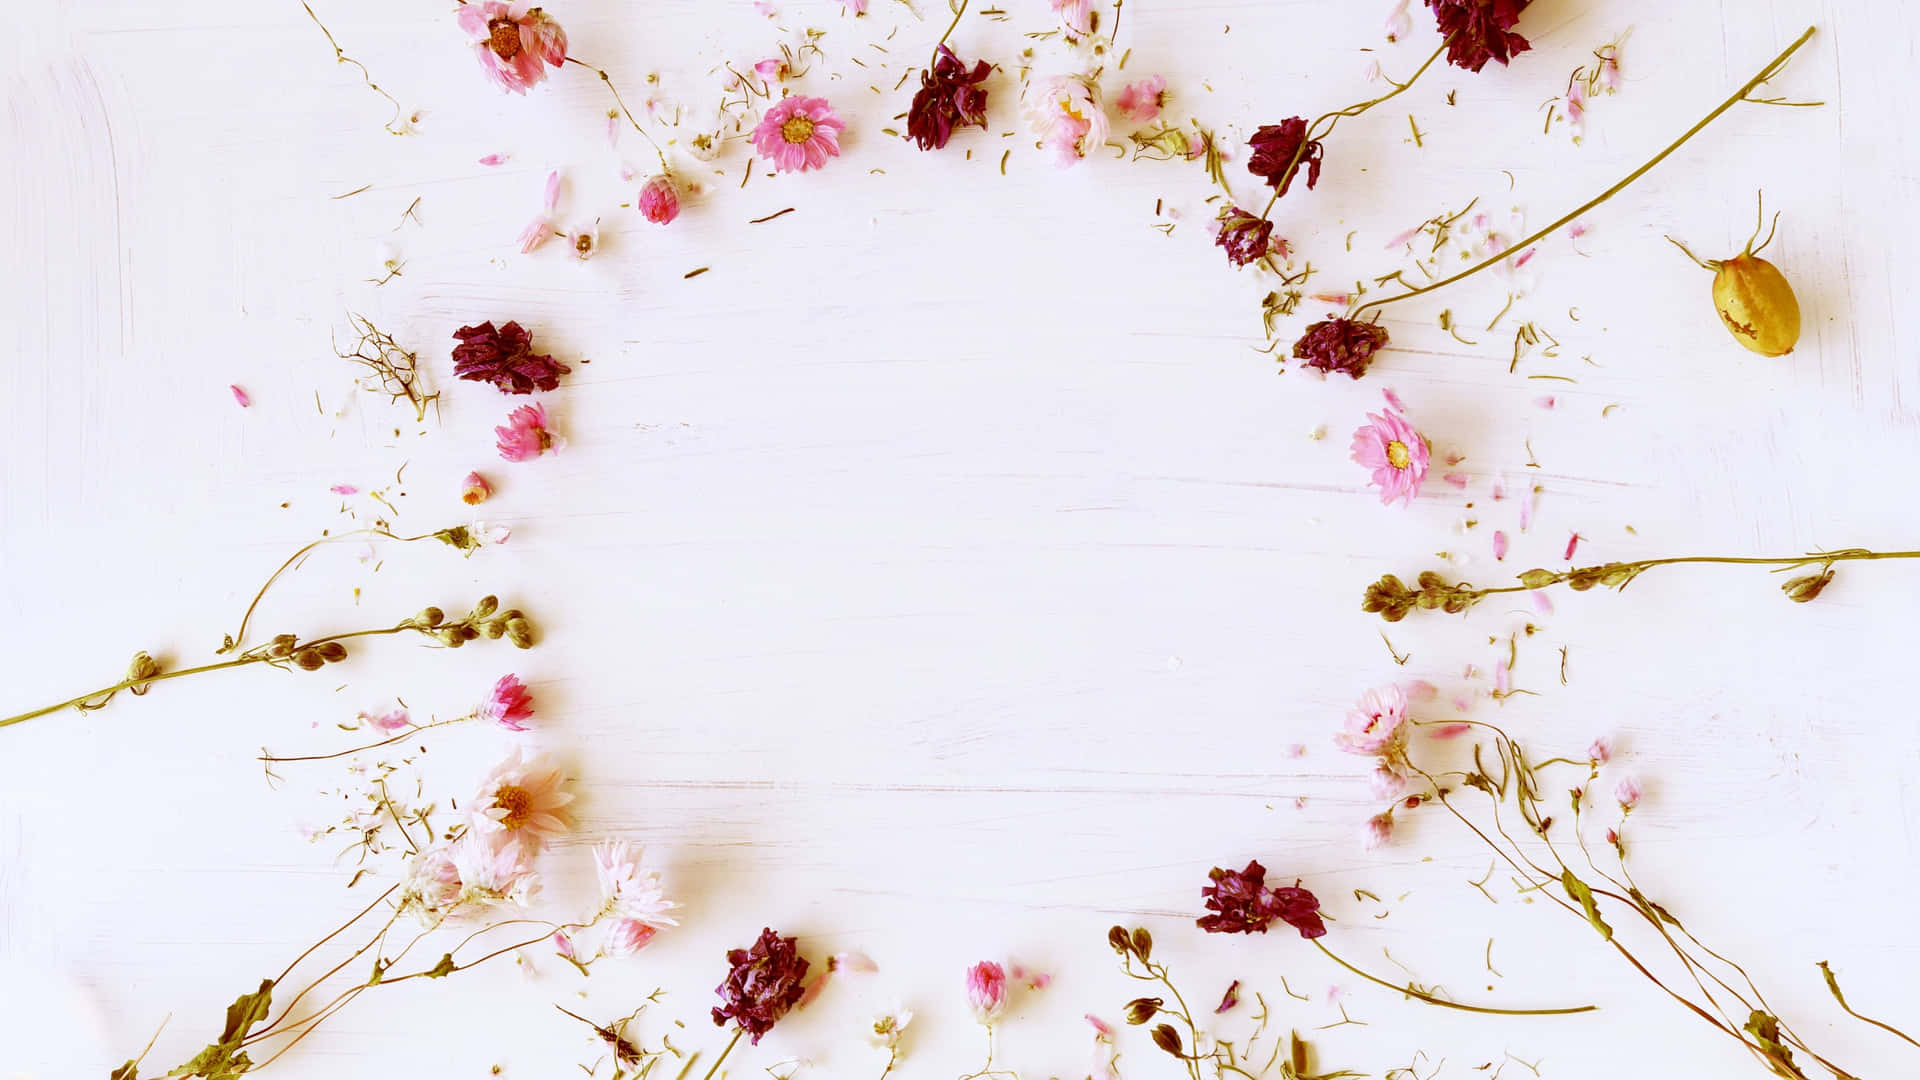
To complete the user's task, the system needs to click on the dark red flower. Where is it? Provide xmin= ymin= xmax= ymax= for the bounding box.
xmin=907 ymin=45 xmax=991 ymax=151
xmin=712 ymin=928 xmax=811 ymax=1044
xmin=452 ymin=320 xmax=570 ymax=395
xmin=1426 ymin=0 xmax=1532 ymax=73
xmin=1292 ymin=318 xmax=1389 ymax=379
xmin=1198 ymin=860 xmax=1276 ymax=934
xmin=1268 ymin=885 xmax=1327 ymax=939
xmin=1246 ymin=118 xmax=1323 ymax=198
xmin=1215 ymin=206 xmax=1274 ymax=268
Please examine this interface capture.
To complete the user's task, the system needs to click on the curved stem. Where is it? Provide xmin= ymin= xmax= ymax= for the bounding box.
xmin=1311 ymin=940 xmax=1596 ymax=1016
xmin=1352 ymin=25 xmax=1817 ymax=321
xmin=1261 ymin=41 xmax=1449 ymax=220
xmin=566 ymin=57 xmax=671 ymax=172
xmin=261 ymin=715 xmax=473 ymax=764
xmin=1469 ymin=548 xmax=1920 ymax=604
xmin=933 ymin=0 xmax=970 ymax=59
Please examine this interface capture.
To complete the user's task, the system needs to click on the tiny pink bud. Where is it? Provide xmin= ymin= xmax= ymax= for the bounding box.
xmin=1615 ymin=776 xmax=1642 ymax=811
xmin=966 ymin=961 xmax=1008 ymax=1023
xmin=639 ymin=174 xmax=681 ymax=224
xmin=1587 ymin=737 xmax=1612 ymax=765
xmin=461 ymin=471 xmax=493 ymax=505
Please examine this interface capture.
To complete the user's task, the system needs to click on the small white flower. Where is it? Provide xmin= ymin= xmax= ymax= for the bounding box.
xmin=868 ymin=1007 xmax=912 ymax=1051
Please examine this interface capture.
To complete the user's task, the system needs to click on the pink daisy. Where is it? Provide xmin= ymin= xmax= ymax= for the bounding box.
xmin=479 ymin=673 xmax=535 ymax=731
xmin=470 ymin=747 xmax=576 ymax=853
xmin=1350 ymin=409 xmax=1430 ymax=506
xmin=1115 ymin=75 xmax=1167 ymax=123
xmin=495 ymin=402 xmax=558 ymax=462
xmin=1336 ymin=684 xmax=1409 ymax=757
xmin=457 ymin=1 xmax=568 ymax=94
xmin=751 ymin=96 xmax=846 ymax=173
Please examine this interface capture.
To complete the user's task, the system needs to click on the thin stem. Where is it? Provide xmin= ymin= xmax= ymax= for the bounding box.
xmin=271 ymin=884 xmax=400 ymax=987
xmin=299 ymin=0 xmax=408 ymax=135
xmin=933 ymin=0 xmax=970 ymax=58
xmin=1261 ymin=41 xmax=1449 ymax=220
xmin=1311 ymin=940 xmax=1596 ymax=1015
xmin=701 ymin=1029 xmax=745 ymax=1080
xmin=1477 ymin=549 xmax=1920 ymax=603
xmin=566 ymin=57 xmax=671 ymax=172
xmin=1352 ymin=26 xmax=1817 ymax=321
xmin=224 ymin=527 xmax=439 ymax=652
xmin=261 ymin=715 xmax=473 ymax=764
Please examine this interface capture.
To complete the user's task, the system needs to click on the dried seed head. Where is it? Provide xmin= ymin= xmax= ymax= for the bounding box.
xmin=267 ymin=634 xmax=299 ymax=659
xmin=1782 ymin=567 xmax=1835 ymax=603
xmin=1151 ymin=1023 xmax=1184 ymax=1057
xmin=127 ymin=651 xmax=161 ymax=695
xmin=472 ymin=595 xmax=499 ymax=619
xmin=505 ymin=618 xmax=534 ymax=649
xmin=314 ymin=641 xmax=348 ymax=662
xmin=1125 ymin=997 xmax=1162 ymax=1025
xmin=1107 ymin=925 xmax=1133 ymax=956
xmin=1712 ymin=254 xmax=1800 ymax=357
xmin=418 ymin=606 xmax=446 ymax=628
xmin=291 ymin=649 xmax=326 ymax=671
xmin=1130 ymin=927 xmax=1153 ymax=961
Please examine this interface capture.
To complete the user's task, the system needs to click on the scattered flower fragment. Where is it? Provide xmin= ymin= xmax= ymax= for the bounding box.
xmin=496 ymin=402 xmax=559 ymax=461
xmin=1427 ymin=0 xmax=1534 ymax=73
xmin=1116 ymin=75 xmax=1168 ymax=123
xmin=1197 ymin=860 xmax=1327 ymax=939
xmin=230 ymin=384 xmax=251 ymax=407
xmin=1294 ymin=318 xmax=1389 ymax=379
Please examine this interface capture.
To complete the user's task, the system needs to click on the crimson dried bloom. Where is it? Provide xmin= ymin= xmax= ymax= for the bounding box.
xmin=908 ymin=45 xmax=991 ymax=151
xmin=1426 ymin=0 xmax=1532 ymax=74
xmin=453 ymin=321 xmax=571 ymax=394
xmin=1215 ymin=206 xmax=1274 ymax=268
xmin=1197 ymin=860 xmax=1275 ymax=934
xmin=712 ymin=927 xmax=811 ymax=1044
xmin=1293 ymin=318 xmax=1389 ymax=379
xmin=1246 ymin=118 xmax=1323 ymax=197
xmin=1269 ymin=885 xmax=1327 ymax=939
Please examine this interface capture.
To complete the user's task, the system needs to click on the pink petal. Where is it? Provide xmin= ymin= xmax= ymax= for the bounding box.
xmin=478 ymin=153 xmax=510 ymax=166
xmin=1430 ymin=722 xmax=1473 ymax=739
xmin=1564 ymin=532 xmax=1582 ymax=561
xmin=1513 ymin=247 xmax=1538 ymax=269
xmin=1519 ymin=488 xmax=1535 ymax=532
xmin=1382 ymin=388 xmax=1407 ymax=412
xmin=1494 ymin=661 xmax=1510 ymax=694
xmin=331 ymin=484 xmax=359 ymax=495
xmin=1493 ymin=530 xmax=1509 ymax=561
xmin=230 ymin=384 xmax=251 ymax=407
xmin=1443 ymin=473 xmax=1469 ymax=490
xmin=1531 ymin=590 xmax=1554 ymax=614
xmin=1568 ymin=221 xmax=1592 ymax=240
xmin=1535 ymin=395 xmax=1557 ymax=409
xmin=1405 ymin=679 xmax=1439 ymax=701
xmin=1086 ymin=1014 xmax=1115 ymax=1037
xmin=542 ymin=170 xmax=563 ymax=213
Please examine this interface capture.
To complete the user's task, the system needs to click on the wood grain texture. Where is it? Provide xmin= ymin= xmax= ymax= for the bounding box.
xmin=3 ymin=1 xmax=1917 ymax=1077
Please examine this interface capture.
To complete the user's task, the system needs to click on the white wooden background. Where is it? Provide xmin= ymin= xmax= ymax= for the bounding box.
xmin=4 ymin=0 xmax=1918 ymax=1077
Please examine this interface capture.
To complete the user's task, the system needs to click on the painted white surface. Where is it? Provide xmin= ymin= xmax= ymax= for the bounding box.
xmin=3 ymin=1 xmax=1917 ymax=1078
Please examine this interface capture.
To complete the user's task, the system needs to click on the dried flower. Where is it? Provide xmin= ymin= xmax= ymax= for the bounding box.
xmin=517 ymin=218 xmax=555 ymax=253
xmin=1268 ymin=885 xmax=1327 ymax=939
xmin=1246 ymin=118 xmax=1323 ymax=197
xmin=869 ymin=1007 xmax=912 ymax=1050
xmin=712 ymin=928 xmax=811 ymax=1044
xmin=1588 ymin=736 xmax=1613 ymax=765
xmin=1116 ymin=75 xmax=1167 ymax=123
xmin=603 ymin=918 xmax=658 ymax=957
xmin=470 ymin=746 xmax=576 ymax=852
xmin=1216 ymin=980 xmax=1241 ymax=1013
xmin=1615 ymin=776 xmax=1642 ymax=812
xmin=751 ymin=96 xmax=846 ymax=173
xmin=1215 ymin=205 xmax=1275 ymax=268
xmin=1385 ymin=0 xmax=1412 ymax=41
xmin=569 ymin=223 xmax=599 ymax=260
xmin=461 ymin=471 xmax=493 ymax=505
xmin=496 ymin=402 xmax=559 ymax=462
xmin=1363 ymin=810 xmax=1395 ymax=851
xmin=458 ymin=1 xmax=568 ymax=94
xmin=966 ymin=960 xmax=1008 ymax=1023
xmin=1352 ymin=410 xmax=1430 ymax=506
xmin=908 ymin=45 xmax=991 ymax=151
xmin=479 ymin=673 xmax=535 ymax=730
xmin=1783 ymin=568 xmax=1834 ymax=603
xmin=1337 ymin=685 xmax=1410 ymax=757
xmin=1425 ymin=0 xmax=1533 ymax=74
xmin=453 ymin=321 xmax=570 ymax=395
xmin=398 ymin=842 xmax=466 ymax=922
xmin=1198 ymin=860 xmax=1273 ymax=934
xmin=638 ymin=174 xmax=680 ymax=224
xmin=1293 ymin=318 xmax=1389 ymax=379
xmin=1051 ymin=0 xmax=1094 ymax=35
xmin=451 ymin=828 xmax=541 ymax=908
xmin=1023 ymin=74 xmax=1109 ymax=167
xmin=593 ymin=840 xmax=679 ymax=928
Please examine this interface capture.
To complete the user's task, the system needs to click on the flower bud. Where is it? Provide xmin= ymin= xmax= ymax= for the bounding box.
xmin=418 ymin=606 xmax=445 ymax=628
xmin=1107 ymin=925 xmax=1133 ymax=956
xmin=482 ymin=619 xmax=507 ymax=639
xmin=437 ymin=628 xmax=466 ymax=647
xmin=1130 ymin=927 xmax=1153 ymax=961
xmin=268 ymin=634 xmax=298 ymax=658
xmin=506 ymin=618 xmax=534 ymax=649
xmin=1713 ymin=254 xmax=1800 ymax=357
xmin=472 ymin=595 xmax=499 ymax=619
xmin=127 ymin=651 xmax=161 ymax=695
xmin=638 ymin=174 xmax=681 ymax=225
xmin=1782 ymin=568 xmax=1834 ymax=603
xmin=292 ymin=648 xmax=326 ymax=671
xmin=1125 ymin=997 xmax=1162 ymax=1025
xmin=1151 ymin=1023 xmax=1184 ymax=1057
xmin=314 ymin=641 xmax=348 ymax=662
xmin=1518 ymin=568 xmax=1559 ymax=590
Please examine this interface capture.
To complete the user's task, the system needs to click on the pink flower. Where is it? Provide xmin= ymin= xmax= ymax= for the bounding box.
xmin=230 ymin=384 xmax=251 ymax=407
xmin=399 ymin=842 xmax=466 ymax=920
xmin=593 ymin=840 xmax=679 ymax=927
xmin=638 ymin=174 xmax=680 ymax=224
xmin=1587 ymin=737 xmax=1613 ymax=765
xmin=461 ymin=471 xmax=493 ymax=505
xmin=841 ymin=0 xmax=869 ymax=12
xmin=330 ymin=484 xmax=360 ymax=496
xmin=479 ymin=674 xmax=535 ymax=730
xmin=1368 ymin=762 xmax=1408 ymax=799
xmin=517 ymin=218 xmax=555 ymax=253
xmin=495 ymin=402 xmax=558 ymax=462
xmin=1350 ymin=410 xmax=1431 ymax=506
xmin=1615 ymin=776 xmax=1642 ymax=811
xmin=1337 ymin=685 xmax=1409 ymax=757
xmin=1493 ymin=530 xmax=1510 ymax=560
xmin=965 ymin=960 xmax=1008 ymax=1024
xmin=1116 ymin=75 xmax=1166 ymax=123
xmin=1023 ymin=74 xmax=1109 ymax=167
xmin=1363 ymin=810 xmax=1394 ymax=851
xmin=457 ymin=1 xmax=568 ymax=94
xmin=751 ymin=96 xmax=846 ymax=173
xmin=1051 ymin=0 xmax=1094 ymax=34
xmin=604 ymin=918 xmax=659 ymax=956
xmin=451 ymin=828 xmax=541 ymax=908
xmin=360 ymin=704 xmax=411 ymax=733
xmin=470 ymin=747 xmax=576 ymax=853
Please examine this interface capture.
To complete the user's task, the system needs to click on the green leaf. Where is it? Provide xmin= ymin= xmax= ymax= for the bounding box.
xmin=1560 ymin=869 xmax=1613 ymax=942
xmin=423 ymin=953 xmax=458 ymax=979
xmin=1743 ymin=1010 xmax=1809 ymax=1079
xmin=167 ymin=979 xmax=272 ymax=1079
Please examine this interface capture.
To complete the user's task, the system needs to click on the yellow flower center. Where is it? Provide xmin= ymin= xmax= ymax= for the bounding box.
xmin=780 ymin=115 xmax=816 ymax=144
xmin=487 ymin=18 xmax=522 ymax=61
xmin=1386 ymin=440 xmax=1411 ymax=470
xmin=495 ymin=785 xmax=532 ymax=830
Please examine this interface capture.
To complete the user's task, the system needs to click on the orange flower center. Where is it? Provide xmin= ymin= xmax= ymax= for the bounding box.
xmin=487 ymin=18 xmax=522 ymax=61
xmin=495 ymin=785 xmax=533 ymax=830
xmin=1386 ymin=440 xmax=1411 ymax=470
xmin=780 ymin=115 xmax=817 ymax=144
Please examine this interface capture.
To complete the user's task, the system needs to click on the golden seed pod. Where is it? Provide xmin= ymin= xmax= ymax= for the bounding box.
xmin=291 ymin=648 xmax=326 ymax=671
xmin=1712 ymin=254 xmax=1801 ymax=357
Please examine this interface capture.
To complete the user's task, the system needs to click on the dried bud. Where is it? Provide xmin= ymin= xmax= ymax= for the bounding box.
xmin=1598 ymin=563 xmax=1640 ymax=588
xmin=267 ymin=634 xmax=299 ymax=659
xmin=1566 ymin=567 xmax=1606 ymax=591
xmin=291 ymin=648 xmax=326 ymax=671
xmin=314 ymin=641 xmax=348 ymax=662
xmin=1125 ymin=997 xmax=1163 ymax=1025
xmin=1782 ymin=568 xmax=1834 ymax=603
xmin=1518 ymin=568 xmax=1559 ymax=590
xmin=437 ymin=628 xmax=467 ymax=648
xmin=1713 ymin=254 xmax=1801 ymax=357
xmin=127 ymin=651 xmax=161 ymax=695
xmin=1362 ymin=574 xmax=1416 ymax=622
xmin=472 ymin=595 xmax=499 ymax=619
xmin=1107 ymin=925 xmax=1133 ymax=956
xmin=505 ymin=618 xmax=534 ymax=649
xmin=418 ymin=606 xmax=446 ymax=628
xmin=1130 ymin=927 xmax=1153 ymax=962
xmin=1151 ymin=1023 xmax=1184 ymax=1057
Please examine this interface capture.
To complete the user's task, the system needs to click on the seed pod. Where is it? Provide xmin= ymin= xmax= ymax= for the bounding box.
xmin=267 ymin=634 xmax=299 ymax=659
xmin=472 ymin=595 xmax=499 ymax=619
xmin=1125 ymin=997 xmax=1162 ymax=1025
xmin=417 ymin=606 xmax=446 ymax=628
xmin=1107 ymin=925 xmax=1133 ymax=956
xmin=1151 ymin=1023 xmax=1184 ymax=1057
xmin=1130 ymin=927 xmax=1153 ymax=962
xmin=505 ymin=618 xmax=534 ymax=649
xmin=127 ymin=651 xmax=161 ymax=695
xmin=291 ymin=648 xmax=326 ymax=671
xmin=1782 ymin=568 xmax=1834 ymax=603
xmin=1713 ymin=254 xmax=1800 ymax=357
xmin=314 ymin=641 xmax=348 ymax=662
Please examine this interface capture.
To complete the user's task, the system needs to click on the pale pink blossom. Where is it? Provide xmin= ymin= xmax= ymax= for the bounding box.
xmin=480 ymin=673 xmax=535 ymax=731
xmin=230 ymin=384 xmax=251 ymax=407
xmin=1588 ymin=737 xmax=1613 ymax=765
xmin=399 ymin=842 xmax=465 ymax=921
xmin=469 ymin=520 xmax=512 ymax=546
xmin=495 ymin=402 xmax=558 ymax=462
xmin=1384 ymin=0 xmax=1412 ymax=41
xmin=470 ymin=746 xmax=576 ymax=852
xmin=461 ymin=471 xmax=493 ymax=505
xmin=1493 ymin=530 xmax=1510 ymax=560
xmin=1051 ymin=0 xmax=1094 ymax=35
xmin=1351 ymin=410 xmax=1430 ymax=506
xmin=360 ymin=704 xmax=411 ymax=733
xmin=1337 ymin=684 xmax=1409 ymax=757
xmin=841 ymin=0 xmax=869 ymax=12
xmin=1023 ymin=74 xmax=1109 ymax=167
xmin=458 ymin=1 xmax=568 ymax=94
xmin=751 ymin=96 xmax=846 ymax=173
xmin=1368 ymin=762 xmax=1408 ymax=799
xmin=592 ymin=840 xmax=678 ymax=927
xmin=451 ymin=828 xmax=541 ymax=907
xmin=517 ymin=218 xmax=556 ymax=253
xmin=966 ymin=960 xmax=1008 ymax=1024
xmin=1284 ymin=743 xmax=1307 ymax=759
xmin=1115 ymin=76 xmax=1167 ymax=123
xmin=1363 ymin=811 xmax=1394 ymax=851
xmin=603 ymin=918 xmax=659 ymax=956
xmin=1615 ymin=776 xmax=1642 ymax=811
xmin=638 ymin=174 xmax=680 ymax=224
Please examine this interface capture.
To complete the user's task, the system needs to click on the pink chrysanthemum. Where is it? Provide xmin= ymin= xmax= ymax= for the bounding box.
xmin=1115 ymin=75 xmax=1167 ymax=123
xmin=638 ymin=174 xmax=680 ymax=224
xmin=1351 ymin=409 xmax=1430 ymax=506
xmin=751 ymin=96 xmax=846 ymax=173
xmin=495 ymin=402 xmax=558 ymax=462
xmin=479 ymin=673 xmax=535 ymax=731
xmin=1023 ymin=74 xmax=1108 ymax=167
xmin=457 ymin=1 xmax=568 ymax=94
xmin=593 ymin=840 xmax=680 ymax=928
xmin=1337 ymin=684 xmax=1410 ymax=757
xmin=966 ymin=961 xmax=1008 ymax=1024
xmin=470 ymin=747 xmax=576 ymax=852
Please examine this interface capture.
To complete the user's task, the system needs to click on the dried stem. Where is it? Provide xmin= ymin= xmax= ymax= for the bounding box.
xmin=1261 ymin=41 xmax=1450 ymax=220
xmin=299 ymin=1 xmax=409 ymax=135
xmin=565 ymin=57 xmax=671 ymax=172
xmin=1310 ymin=940 xmax=1596 ymax=1016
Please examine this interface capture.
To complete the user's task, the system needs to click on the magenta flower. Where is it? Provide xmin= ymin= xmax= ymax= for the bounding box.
xmin=1246 ymin=118 xmax=1323 ymax=198
xmin=495 ymin=402 xmax=559 ymax=462
xmin=908 ymin=45 xmax=992 ymax=151
xmin=1197 ymin=861 xmax=1328 ymax=939
xmin=1214 ymin=206 xmax=1275 ymax=268
xmin=1425 ymin=0 xmax=1532 ymax=74
xmin=480 ymin=674 xmax=535 ymax=731
xmin=457 ymin=1 xmax=568 ymax=94
xmin=1351 ymin=410 xmax=1430 ymax=506
xmin=965 ymin=960 xmax=1008 ymax=1023
xmin=1337 ymin=685 xmax=1409 ymax=756
xmin=454 ymin=320 xmax=571 ymax=395
xmin=751 ymin=96 xmax=846 ymax=172
xmin=638 ymin=174 xmax=680 ymax=224
xmin=1115 ymin=75 xmax=1167 ymax=123
xmin=713 ymin=928 xmax=811 ymax=1044
xmin=1294 ymin=317 xmax=1389 ymax=379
